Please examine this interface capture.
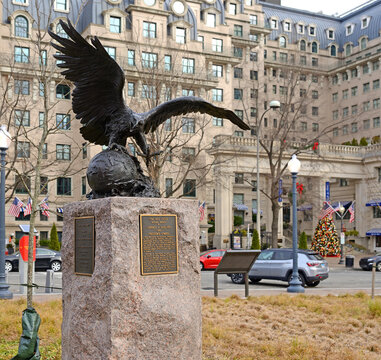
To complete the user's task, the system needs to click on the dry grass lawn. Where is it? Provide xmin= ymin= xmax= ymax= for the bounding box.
xmin=1 ymin=293 xmax=381 ymax=360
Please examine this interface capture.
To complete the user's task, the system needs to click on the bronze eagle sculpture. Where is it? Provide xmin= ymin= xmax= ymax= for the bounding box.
xmin=48 ymin=20 xmax=250 ymax=165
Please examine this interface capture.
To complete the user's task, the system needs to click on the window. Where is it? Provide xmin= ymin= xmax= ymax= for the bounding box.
xmin=82 ymin=143 xmax=87 ymax=159
xmin=55 ymin=0 xmax=68 ymax=11
xmin=311 ymin=41 xmax=318 ymax=53
xmin=182 ymin=58 xmax=194 ymax=74
xmin=312 ymin=107 xmax=319 ymax=116
xmin=56 ymin=114 xmax=70 ymax=130
xmin=15 ymin=175 xmax=30 ymax=194
xmin=343 ymin=89 xmax=349 ymax=99
xmin=14 ymin=80 xmax=29 ymax=95
xmin=279 ymin=36 xmax=286 ymax=48
xmin=127 ymin=82 xmax=135 ymax=97
xmin=182 ymin=147 xmax=195 ymax=162
xmin=361 ymin=17 xmax=370 ymax=29
xmin=299 ymin=39 xmax=306 ymax=52
xmin=363 ymin=101 xmax=370 ymax=112
xmin=360 ymin=37 xmax=367 ymax=50
xmin=56 ymin=144 xmax=71 ymax=160
xmin=343 ymin=107 xmax=349 ymax=118
xmin=270 ymin=19 xmax=278 ymax=29
xmin=104 ymin=46 xmax=116 ymax=60
xmin=283 ymin=21 xmax=291 ymax=31
xmin=312 ymin=58 xmax=318 ymax=67
xmin=182 ymin=118 xmax=195 ymax=133
xmin=206 ymin=13 xmax=216 ymax=27
xmin=374 ymin=117 xmax=380 ymax=128
xmin=182 ymin=89 xmax=194 ymax=96
xmin=164 ymin=55 xmax=171 ymax=71
xmin=250 ymin=51 xmax=257 ymax=61
xmin=143 ymin=21 xmax=156 ymax=38
xmin=363 ymin=83 xmax=370 ymax=93
xmin=212 ymin=38 xmax=223 ymax=52
xmin=351 ymin=122 xmax=358 ymax=133
xmin=373 ymin=98 xmax=380 ymax=109
xmin=233 ymin=25 xmax=242 ymax=38
xmin=15 ymin=110 xmax=30 ymax=126
xmin=309 ymin=26 xmax=316 ymax=36
xmin=142 ymin=52 xmax=157 ymax=68
xmin=332 ymin=93 xmax=338 ymax=102
xmin=363 ymin=64 xmax=370 ymax=74
xmin=351 ymin=105 xmax=358 ymax=115
xmin=198 ymin=35 xmax=204 ymax=49
xmin=333 ymin=127 xmax=339 ymax=137
xmin=81 ymin=176 xmax=86 ymax=196
xmin=57 ymin=177 xmax=71 ymax=195
xmin=233 ymin=194 xmax=244 ymax=206
xmin=351 ymin=86 xmax=357 ymax=96
xmin=16 ymin=213 xmax=30 ymax=221
xmin=340 ymin=178 xmax=348 ymax=187
xmin=373 ymin=207 xmax=381 ymax=219
xmin=164 ymin=119 xmax=172 ymax=131
xmin=56 ymin=84 xmax=70 ymax=99
xmin=250 ymin=15 xmax=257 ymax=25
xmin=330 ymin=45 xmax=336 ymax=57
xmin=109 ymin=16 xmax=121 ymax=33
xmin=272 ymin=85 xmax=277 ymax=94
xmin=39 ymin=112 xmax=45 ymax=128
xmin=273 ymin=118 xmax=277 ymax=128
xmin=212 ymin=117 xmax=223 ymax=127
xmin=342 ymin=72 xmax=348 ymax=81
xmin=14 ymin=46 xmax=29 ymax=63
xmin=346 ymin=24 xmax=354 ymax=35
xmin=345 ymin=44 xmax=352 ymax=56
xmin=378 ymin=168 xmax=381 ymax=183
xmin=56 ymin=23 xmax=69 ymax=39
xmin=250 ymin=88 xmax=257 ymax=99
xmin=342 ymin=125 xmax=348 ymax=135
xmin=15 ymin=16 xmax=28 ymax=38
xmin=39 ymin=50 xmax=47 ymax=66
xmin=40 ymin=176 xmax=48 ymax=195
xmin=373 ymin=61 xmax=379 ymax=71
xmin=176 ymin=27 xmax=186 ymax=44
xmin=16 ymin=141 xmax=30 ymax=158
xmin=141 ymin=84 xmax=156 ymax=99
xmin=127 ymin=50 xmax=135 ymax=66
xmin=300 ymin=122 xmax=307 ymax=132
xmin=234 ymin=88 xmax=242 ymax=100
xmin=42 ymin=143 xmax=47 ymax=159
xmin=234 ymin=173 xmax=244 ymax=184
xmin=250 ymin=107 xmax=257 ymax=117
xmin=229 ymin=3 xmax=237 ymax=15
xmin=332 ymin=110 xmax=338 ymax=120
xmin=373 ymin=80 xmax=380 ymax=90
xmin=165 ymin=178 xmax=173 ymax=197
xmin=300 ymin=89 xmax=306 ymax=97
xmin=233 ymin=47 xmax=242 ymax=58
xmin=212 ymin=88 xmax=223 ymax=102
xmin=332 ymin=75 xmax=338 ymax=85
xmin=279 ymin=53 xmax=287 ymax=63
xmin=212 ymin=64 xmax=223 ymax=77
xmin=235 ymin=110 xmax=243 ymax=120
xmin=312 ymin=90 xmax=318 ymax=99
xmin=363 ymin=119 xmax=370 ymax=130
xmin=183 ymin=179 xmax=196 ymax=197
xmin=280 ymin=86 xmax=287 ymax=95
xmin=234 ymin=67 xmax=243 ymax=78
xmin=165 ymin=88 xmax=171 ymax=102
xmin=327 ymin=29 xmax=334 ymax=39
xmin=297 ymin=23 xmax=304 ymax=34
xmin=300 ymin=55 xmax=306 ymax=65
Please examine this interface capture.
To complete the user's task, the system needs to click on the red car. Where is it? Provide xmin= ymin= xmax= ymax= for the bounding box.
xmin=200 ymin=249 xmax=226 ymax=270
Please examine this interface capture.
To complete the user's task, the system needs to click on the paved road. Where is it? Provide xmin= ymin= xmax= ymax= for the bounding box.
xmin=6 ymin=267 xmax=381 ymax=297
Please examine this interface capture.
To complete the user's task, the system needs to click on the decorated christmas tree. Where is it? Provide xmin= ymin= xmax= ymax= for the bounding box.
xmin=311 ymin=216 xmax=340 ymax=256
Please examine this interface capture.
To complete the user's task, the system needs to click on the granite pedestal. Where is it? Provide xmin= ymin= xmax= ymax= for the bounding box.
xmin=62 ymin=197 xmax=201 ymax=360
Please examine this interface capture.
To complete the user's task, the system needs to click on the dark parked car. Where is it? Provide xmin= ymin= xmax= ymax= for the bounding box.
xmin=359 ymin=253 xmax=381 ymax=271
xmin=228 ymin=248 xmax=329 ymax=287
xmin=5 ymin=248 xmax=62 ymax=272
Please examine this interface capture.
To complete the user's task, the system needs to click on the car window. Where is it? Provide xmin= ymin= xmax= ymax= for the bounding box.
xmin=273 ymin=251 xmax=292 ymax=260
xmin=307 ymin=253 xmax=323 ymax=261
xmin=200 ymin=251 xmax=209 ymax=256
xmin=36 ymin=248 xmax=54 ymax=255
xmin=211 ymin=251 xmax=224 ymax=257
xmin=257 ymin=250 xmax=274 ymax=260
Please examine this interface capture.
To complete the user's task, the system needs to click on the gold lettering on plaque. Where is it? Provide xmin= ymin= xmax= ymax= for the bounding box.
xmin=140 ymin=214 xmax=178 ymax=275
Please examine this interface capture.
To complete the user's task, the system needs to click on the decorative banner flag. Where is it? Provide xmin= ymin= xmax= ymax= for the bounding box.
xmin=40 ymin=197 xmax=50 ymax=217
xmin=319 ymin=201 xmax=335 ymax=219
xmin=24 ymin=197 xmax=32 ymax=215
xmin=8 ymin=197 xmax=24 ymax=217
xmin=198 ymin=201 xmax=206 ymax=221
xmin=57 ymin=208 xmax=64 ymax=214
xmin=349 ymin=201 xmax=355 ymax=223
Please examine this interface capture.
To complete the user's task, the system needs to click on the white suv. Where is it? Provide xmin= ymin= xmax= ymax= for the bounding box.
xmin=229 ymin=248 xmax=329 ymax=287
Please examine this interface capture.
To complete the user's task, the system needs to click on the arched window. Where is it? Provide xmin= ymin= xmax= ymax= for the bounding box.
xmin=360 ymin=37 xmax=367 ymax=50
xmin=15 ymin=16 xmax=28 ymax=38
xmin=279 ymin=36 xmax=286 ymax=48
xmin=300 ymin=40 xmax=306 ymax=51
xmin=345 ymin=44 xmax=351 ymax=56
xmin=56 ymin=23 xmax=69 ymax=38
xmin=330 ymin=45 xmax=336 ymax=57
xmin=311 ymin=41 xmax=318 ymax=53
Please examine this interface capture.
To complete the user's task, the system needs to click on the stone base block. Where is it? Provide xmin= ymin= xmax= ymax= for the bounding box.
xmin=62 ymin=197 xmax=201 ymax=360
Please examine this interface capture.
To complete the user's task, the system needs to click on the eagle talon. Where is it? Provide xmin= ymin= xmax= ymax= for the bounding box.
xmin=109 ymin=143 xmax=129 ymax=154
xmin=137 ymin=149 xmax=163 ymax=167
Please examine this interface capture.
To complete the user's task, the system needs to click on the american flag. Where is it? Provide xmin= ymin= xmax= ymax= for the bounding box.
xmin=198 ymin=201 xmax=206 ymax=221
xmin=40 ymin=197 xmax=50 ymax=217
xmin=348 ymin=201 xmax=355 ymax=223
xmin=319 ymin=201 xmax=335 ymax=219
xmin=24 ymin=197 xmax=32 ymax=215
xmin=8 ymin=197 xmax=24 ymax=217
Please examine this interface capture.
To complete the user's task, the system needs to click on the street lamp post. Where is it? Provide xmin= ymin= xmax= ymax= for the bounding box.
xmin=287 ymin=154 xmax=305 ymax=293
xmin=256 ymin=100 xmax=280 ymax=244
xmin=338 ymin=203 xmax=345 ymax=265
xmin=0 ymin=125 xmax=12 ymax=299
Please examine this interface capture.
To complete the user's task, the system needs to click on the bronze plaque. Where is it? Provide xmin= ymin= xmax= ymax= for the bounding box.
xmin=140 ymin=214 xmax=178 ymax=275
xmin=74 ymin=216 xmax=95 ymax=275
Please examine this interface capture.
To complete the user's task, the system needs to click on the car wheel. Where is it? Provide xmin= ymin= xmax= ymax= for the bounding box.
xmin=287 ymin=272 xmax=306 ymax=287
xmin=230 ymin=273 xmax=245 ymax=284
xmin=249 ymin=277 xmax=261 ymax=284
xmin=5 ymin=261 xmax=12 ymax=272
xmin=200 ymin=262 xmax=204 ymax=271
xmin=306 ymin=280 xmax=320 ymax=287
xmin=50 ymin=261 xmax=62 ymax=272
xmin=376 ymin=262 xmax=381 ymax=272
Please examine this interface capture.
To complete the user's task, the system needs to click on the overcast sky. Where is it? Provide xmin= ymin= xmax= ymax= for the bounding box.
xmin=281 ymin=0 xmax=372 ymax=16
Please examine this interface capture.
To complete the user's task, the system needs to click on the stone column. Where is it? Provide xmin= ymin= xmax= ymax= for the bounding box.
xmin=213 ymin=171 xmax=232 ymax=249
xmin=355 ymin=180 xmax=367 ymax=237
xmin=62 ymin=197 xmax=201 ymax=360
xmin=312 ymin=177 xmax=330 ymax=228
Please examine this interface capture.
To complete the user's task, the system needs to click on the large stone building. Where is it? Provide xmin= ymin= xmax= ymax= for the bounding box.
xmin=1 ymin=0 xmax=380 ymax=250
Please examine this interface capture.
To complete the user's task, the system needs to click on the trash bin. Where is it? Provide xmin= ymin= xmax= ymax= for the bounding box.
xmin=345 ymin=255 xmax=355 ymax=268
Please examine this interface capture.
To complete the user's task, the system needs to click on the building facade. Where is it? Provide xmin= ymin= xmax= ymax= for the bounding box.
xmin=1 ymin=0 xmax=380 ymax=249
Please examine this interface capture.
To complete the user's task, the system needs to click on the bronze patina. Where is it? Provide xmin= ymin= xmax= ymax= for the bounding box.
xmin=74 ymin=217 xmax=95 ymax=275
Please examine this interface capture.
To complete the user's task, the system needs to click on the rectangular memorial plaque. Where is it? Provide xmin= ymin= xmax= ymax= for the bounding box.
xmin=140 ymin=214 xmax=178 ymax=276
xmin=74 ymin=216 xmax=95 ymax=276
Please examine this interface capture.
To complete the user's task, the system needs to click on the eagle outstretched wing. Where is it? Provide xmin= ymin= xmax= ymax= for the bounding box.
xmin=140 ymin=97 xmax=251 ymax=133
xmin=48 ymin=20 xmax=127 ymax=146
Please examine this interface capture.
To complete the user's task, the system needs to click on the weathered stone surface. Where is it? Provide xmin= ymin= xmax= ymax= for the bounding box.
xmin=62 ymin=197 xmax=201 ymax=360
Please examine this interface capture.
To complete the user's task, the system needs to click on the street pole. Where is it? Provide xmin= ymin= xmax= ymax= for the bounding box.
xmin=256 ymin=100 xmax=280 ymax=245
xmin=338 ymin=204 xmax=345 ymax=265
xmin=287 ymin=155 xmax=304 ymax=293
xmin=0 ymin=147 xmax=12 ymax=299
